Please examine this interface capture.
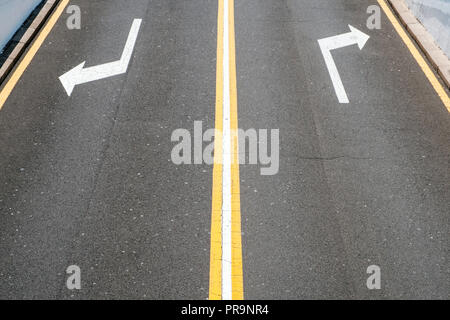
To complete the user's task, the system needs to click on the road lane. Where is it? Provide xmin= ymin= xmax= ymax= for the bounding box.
xmin=236 ymin=0 xmax=449 ymax=299
xmin=0 ymin=0 xmax=217 ymax=299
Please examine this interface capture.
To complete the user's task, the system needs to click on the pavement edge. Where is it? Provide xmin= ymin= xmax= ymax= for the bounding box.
xmin=0 ymin=0 xmax=61 ymax=84
xmin=387 ymin=0 xmax=450 ymax=88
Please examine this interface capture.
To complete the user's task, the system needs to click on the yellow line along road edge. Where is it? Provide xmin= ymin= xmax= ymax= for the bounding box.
xmin=0 ymin=0 xmax=69 ymax=110
xmin=378 ymin=0 xmax=450 ymax=112
xmin=209 ymin=0 xmax=244 ymax=300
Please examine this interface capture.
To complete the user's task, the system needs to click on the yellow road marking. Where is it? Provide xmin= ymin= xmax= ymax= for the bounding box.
xmin=378 ymin=0 xmax=450 ymax=112
xmin=209 ymin=0 xmax=243 ymax=300
xmin=228 ymin=0 xmax=244 ymax=300
xmin=209 ymin=0 xmax=225 ymax=301
xmin=0 ymin=0 xmax=69 ymax=110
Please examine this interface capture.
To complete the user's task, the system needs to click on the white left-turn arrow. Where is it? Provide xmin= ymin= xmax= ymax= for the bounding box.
xmin=318 ymin=25 xmax=370 ymax=103
xmin=59 ymin=19 xmax=142 ymax=96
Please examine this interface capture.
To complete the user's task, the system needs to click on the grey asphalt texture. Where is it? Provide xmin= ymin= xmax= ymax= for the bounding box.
xmin=0 ymin=0 xmax=449 ymax=299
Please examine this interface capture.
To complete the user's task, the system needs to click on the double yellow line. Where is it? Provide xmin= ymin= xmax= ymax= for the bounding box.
xmin=209 ymin=0 xmax=243 ymax=300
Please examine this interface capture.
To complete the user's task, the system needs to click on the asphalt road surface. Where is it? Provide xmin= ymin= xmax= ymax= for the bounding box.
xmin=0 ymin=0 xmax=448 ymax=299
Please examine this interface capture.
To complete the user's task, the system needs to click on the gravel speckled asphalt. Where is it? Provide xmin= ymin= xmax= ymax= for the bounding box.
xmin=0 ymin=0 xmax=448 ymax=299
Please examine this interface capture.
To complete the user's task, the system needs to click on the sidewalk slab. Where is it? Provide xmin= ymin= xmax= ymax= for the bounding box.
xmin=387 ymin=0 xmax=450 ymax=88
xmin=0 ymin=0 xmax=60 ymax=84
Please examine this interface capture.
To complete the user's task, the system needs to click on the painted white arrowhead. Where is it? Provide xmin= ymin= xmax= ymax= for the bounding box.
xmin=59 ymin=61 xmax=85 ymax=97
xmin=349 ymin=25 xmax=370 ymax=50
xmin=59 ymin=19 xmax=142 ymax=97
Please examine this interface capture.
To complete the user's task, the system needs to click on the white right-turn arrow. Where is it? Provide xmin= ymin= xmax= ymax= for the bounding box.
xmin=318 ymin=25 xmax=370 ymax=104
